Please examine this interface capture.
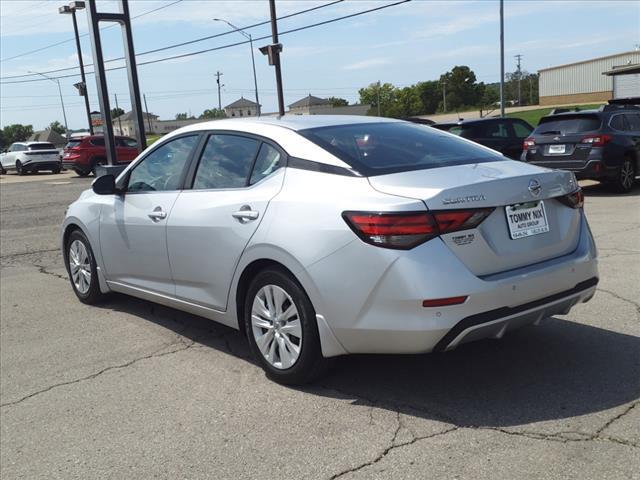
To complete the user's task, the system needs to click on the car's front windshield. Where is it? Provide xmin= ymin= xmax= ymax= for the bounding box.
xmin=298 ymin=122 xmax=503 ymax=176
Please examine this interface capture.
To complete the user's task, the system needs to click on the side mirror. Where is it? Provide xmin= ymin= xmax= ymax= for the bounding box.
xmin=92 ymin=174 xmax=116 ymax=195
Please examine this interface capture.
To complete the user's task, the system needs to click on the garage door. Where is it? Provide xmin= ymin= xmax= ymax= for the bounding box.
xmin=613 ymin=73 xmax=640 ymax=98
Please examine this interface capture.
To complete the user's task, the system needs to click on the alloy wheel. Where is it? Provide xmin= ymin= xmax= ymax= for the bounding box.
xmin=251 ymin=284 xmax=302 ymax=370
xmin=620 ymin=160 xmax=634 ymax=191
xmin=68 ymin=239 xmax=91 ymax=294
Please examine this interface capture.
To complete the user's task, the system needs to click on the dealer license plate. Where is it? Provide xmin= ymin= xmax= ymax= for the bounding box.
xmin=505 ymin=201 xmax=549 ymax=240
xmin=548 ymin=144 xmax=566 ymax=154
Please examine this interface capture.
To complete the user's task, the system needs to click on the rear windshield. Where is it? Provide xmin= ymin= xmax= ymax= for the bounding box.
xmin=298 ymin=122 xmax=503 ymax=176
xmin=65 ymin=140 xmax=82 ymax=149
xmin=535 ymin=114 xmax=601 ymax=135
xmin=29 ymin=143 xmax=56 ymax=150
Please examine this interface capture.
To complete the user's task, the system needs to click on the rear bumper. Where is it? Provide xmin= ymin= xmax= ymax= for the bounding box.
xmin=527 ymin=159 xmax=613 ymax=180
xmin=22 ymin=160 xmax=61 ymax=170
xmin=309 ymin=211 xmax=598 ymax=355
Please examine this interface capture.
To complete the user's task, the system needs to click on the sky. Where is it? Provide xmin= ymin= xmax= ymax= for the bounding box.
xmin=1 ymin=0 xmax=639 ymax=130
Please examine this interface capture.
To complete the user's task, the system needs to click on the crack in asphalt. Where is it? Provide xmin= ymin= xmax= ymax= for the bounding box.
xmin=34 ymin=264 xmax=68 ymax=281
xmin=595 ymin=401 xmax=638 ymax=437
xmin=596 ymin=288 xmax=640 ymax=316
xmin=0 ymin=339 xmax=198 ymax=409
xmin=0 ymin=248 xmax=60 ymax=260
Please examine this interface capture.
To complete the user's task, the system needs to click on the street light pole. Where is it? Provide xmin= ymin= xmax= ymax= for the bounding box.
xmin=499 ymin=0 xmax=505 ymax=118
xmin=29 ymin=71 xmax=69 ymax=139
xmin=213 ymin=18 xmax=261 ymax=116
xmin=60 ymin=2 xmax=93 ymax=134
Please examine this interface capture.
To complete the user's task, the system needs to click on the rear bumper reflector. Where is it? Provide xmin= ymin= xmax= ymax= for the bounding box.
xmin=422 ymin=296 xmax=468 ymax=307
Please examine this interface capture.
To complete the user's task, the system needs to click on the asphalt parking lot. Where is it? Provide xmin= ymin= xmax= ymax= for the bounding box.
xmin=1 ymin=170 xmax=638 ymax=479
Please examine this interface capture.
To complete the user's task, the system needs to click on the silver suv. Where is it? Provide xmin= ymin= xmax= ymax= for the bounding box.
xmin=0 ymin=141 xmax=62 ymax=175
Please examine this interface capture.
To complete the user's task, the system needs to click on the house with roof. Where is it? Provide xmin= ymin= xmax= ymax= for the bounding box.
xmin=224 ymin=97 xmax=260 ymax=118
xmin=287 ymin=94 xmax=369 ymax=116
xmin=28 ymin=128 xmax=67 ymax=148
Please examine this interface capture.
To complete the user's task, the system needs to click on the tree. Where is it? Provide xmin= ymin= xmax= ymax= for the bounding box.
xmin=439 ymin=65 xmax=483 ymax=112
xmin=387 ymin=86 xmax=422 ymax=118
xmin=1 ymin=124 xmax=34 ymax=149
xmin=358 ymin=82 xmax=396 ymax=117
xmin=110 ymin=107 xmax=125 ymax=119
xmin=175 ymin=112 xmax=188 ymax=120
xmin=198 ymin=108 xmax=226 ymax=119
xmin=48 ymin=121 xmax=65 ymax=135
xmin=327 ymin=97 xmax=348 ymax=107
xmin=415 ymin=81 xmax=440 ymax=114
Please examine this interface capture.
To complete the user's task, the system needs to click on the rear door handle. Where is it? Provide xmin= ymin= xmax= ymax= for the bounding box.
xmin=148 ymin=207 xmax=167 ymax=221
xmin=232 ymin=205 xmax=259 ymax=223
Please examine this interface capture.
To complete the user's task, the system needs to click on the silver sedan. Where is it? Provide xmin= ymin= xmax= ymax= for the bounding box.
xmin=61 ymin=116 xmax=598 ymax=384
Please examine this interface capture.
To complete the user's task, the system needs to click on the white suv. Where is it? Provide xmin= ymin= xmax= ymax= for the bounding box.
xmin=0 ymin=142 xmax=62 ymax=175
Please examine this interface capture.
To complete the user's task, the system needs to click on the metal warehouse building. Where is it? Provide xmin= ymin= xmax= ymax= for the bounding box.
xmin=539 ymin=50 xmax=640 ymax=106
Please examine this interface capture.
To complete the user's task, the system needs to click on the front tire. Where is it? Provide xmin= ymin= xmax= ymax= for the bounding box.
xmin=610 ymin=156 xmax=636 ymax=193
xmin=244 ymin=268 xmax=331 ymax=385
xmin=65 ymin=230 xmax=106 ymax=304
xmin=75 ymin=169 xmax=91 ymax=177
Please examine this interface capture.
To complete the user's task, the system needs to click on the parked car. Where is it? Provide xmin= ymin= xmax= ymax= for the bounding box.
xmin=431 ymin=117 xmax=534 ymax=159
xmin=62 ymin=135 xmax=139 ymax=176
xmin=0 ymin=141 xmax=62 ymax=175
xmin=521 ymin=104 xmax=640 ymax=192
xmin=61 ymin=116 xmax=598 ymax=384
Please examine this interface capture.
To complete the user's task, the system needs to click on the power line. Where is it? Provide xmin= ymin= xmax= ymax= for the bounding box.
xmin=0 ymin=0 xmax=410 ymax=85
xmin=1 ymin=0 xmax=344 ymax=79
xmin=0 ymin=0 xmax=185 ymax=63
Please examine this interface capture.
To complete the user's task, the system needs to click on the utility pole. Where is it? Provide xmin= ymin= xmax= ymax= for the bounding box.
xmin=377 ymin=80 xmax=381 ymax=116
xmin=143 ymin=93 xmax=152 ymax=134
xmin=269 ymin=0 xmax=285 ymax=116
xmin=499 ymin=0 xmax=505 ymax=118
xmin=442 ymin=79 xmax=447 ymax=112
xmin=30 ymin=71 xmax=69 ymax=139
xmin=215 ymin=71 xmax=224 ymax=110
xmin=114 ymin=93 xmax=123 ymax=134
xmin=515 ymin=53 xmax=523 ymax=106
xmin=529 ymin=75 xmax=533 ymax=105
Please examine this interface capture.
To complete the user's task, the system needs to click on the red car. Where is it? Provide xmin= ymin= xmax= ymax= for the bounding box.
xmin=62 ymin=135 xmax=139 ymax=176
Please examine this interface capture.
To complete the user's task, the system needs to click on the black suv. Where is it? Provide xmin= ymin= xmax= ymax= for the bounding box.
xmin=431 ymin=117 xmax=534 ymax=159
xmin=521 ymin=104 xmax=640 ymax=192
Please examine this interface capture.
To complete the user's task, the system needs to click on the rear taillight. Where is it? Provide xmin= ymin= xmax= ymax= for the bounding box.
xmin=580 ymin=134 xmax=611 ymax=147
xmin=342 ymin=208 xmax=494 ymax=250
xmin=523 ymin=137 xmax=536 ymax=151
xmin=557 ymin=188 xmax=584 ymax=209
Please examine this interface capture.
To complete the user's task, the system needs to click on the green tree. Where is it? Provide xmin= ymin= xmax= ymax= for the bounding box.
xmin=388 ymin=86 xmax=422 ymax=118
xmin=110 ymin=107 xmax=125 ymax=118
xmin=175 ymin=112 xmax=188 ymax=120
xmin=327 ymin=97 xmax=349 ymax=107
xmin=358 ymin=82 xmax=397 ymax=117
xmin=415 ymin=81 xmax=441 ymax=114
xmin=1 ymin=124 xmax=34 ymax=148
xmin=48 ymin=121 xmax=65 ymax=135
xmin=440 ymin=65 xmax=483 ymax=112
xmin=199 ymin=108 xmax=226 ymax=119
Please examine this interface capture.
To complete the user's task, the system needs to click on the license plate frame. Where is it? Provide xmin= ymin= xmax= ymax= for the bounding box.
xmin=505 ymin=201 xmax=550 ymax=240
xmin=548 ymin=144 xmax=566 ymax=154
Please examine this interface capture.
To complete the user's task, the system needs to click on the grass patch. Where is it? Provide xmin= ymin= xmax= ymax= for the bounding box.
xmin=507 ymin=104 xmax=603 ymax=126
xmin=146 ymin=134 xmax=163 ymax=145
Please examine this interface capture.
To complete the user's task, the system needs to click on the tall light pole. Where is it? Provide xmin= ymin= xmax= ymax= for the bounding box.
xmin=59 ymin=1 xmax=93 ymax=134
xmin=515 ymin=53 xmax=523 ymax=106
xmin=499 ymin=0 xmax=505 ymax=117
xmin=29 ymin=71 xmax=69 ymax=139
xmin=213 ymin=18 xmax=260 ymax=116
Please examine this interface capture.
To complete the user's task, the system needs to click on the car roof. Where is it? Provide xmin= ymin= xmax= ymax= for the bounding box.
xmin=24 ymin=141 xmax=55 ymax=145
xmin=181 ymin=115 xmax=402 ymax=133
xmin=434 ymin=117 xmax=518 ymax=127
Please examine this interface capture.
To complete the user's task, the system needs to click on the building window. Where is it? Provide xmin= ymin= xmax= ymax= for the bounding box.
xmin=240 ymin=110 xmax=243 ymax=117
xmin=232 ymin=112 xmax=235 ymax=117
xmin=247 ymin=110 xmax=251 ymax=116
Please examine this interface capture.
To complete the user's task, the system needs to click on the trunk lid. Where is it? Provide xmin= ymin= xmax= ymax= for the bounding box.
xmin=368 ymin=161 xmax=582 ymax=276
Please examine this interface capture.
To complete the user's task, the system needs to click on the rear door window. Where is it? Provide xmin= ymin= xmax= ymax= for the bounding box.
xmin=625 ymin=113 xmax=640 ymax=132
xmin=610 ymin=114 xmax=628 ymax=131
xmin=249 ymin=143 xmax=282 ymax=185
xmin=192 ymin=134 xmax=260 ymax=189
xmin=117 ymin=137 xmax=138 ymax=148
xmin=65 ymin=140 xmax=82 ymax=149
xmin=535 ymin=115 xmax=602 ymax=135
xmin=512 ymin=121 xmax=533 ymax=138
xmin=91 ymin=138 xmax=105 ymax=146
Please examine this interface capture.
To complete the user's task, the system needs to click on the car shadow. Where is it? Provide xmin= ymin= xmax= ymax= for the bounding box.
xmin=581 ymin=181 xmax=639 ymax=197
xmin=96 ymin=293 xmax=639 ymax=429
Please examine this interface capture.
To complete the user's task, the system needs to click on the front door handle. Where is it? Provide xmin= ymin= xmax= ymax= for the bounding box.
xmin=232 ymin=205 xmax=259 ymax=223
xmin=148 ymin=207 xmax=167 ymax=222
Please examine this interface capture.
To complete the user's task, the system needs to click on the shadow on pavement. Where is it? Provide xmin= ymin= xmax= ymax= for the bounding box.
xmin=97 ymin=293 xmax=640 ymax=428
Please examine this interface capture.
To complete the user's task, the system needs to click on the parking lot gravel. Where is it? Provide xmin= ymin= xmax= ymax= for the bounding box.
xmin=1 ymin=172 xmax=638 ymax=479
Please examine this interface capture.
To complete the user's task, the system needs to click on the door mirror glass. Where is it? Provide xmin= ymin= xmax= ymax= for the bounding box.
xmin=92 ymin=174 xmax=116 ymax=195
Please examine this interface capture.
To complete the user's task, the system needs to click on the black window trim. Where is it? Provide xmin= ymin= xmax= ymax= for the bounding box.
xmin=183 ymin=130 xmax=289 ymax=191
xmin=118 ymin=132 xmax=203 ymax=194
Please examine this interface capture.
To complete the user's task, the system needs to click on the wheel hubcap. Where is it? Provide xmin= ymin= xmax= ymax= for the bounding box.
xmin=251 ymin=285 xmax=302 ymax=370
xmin=68 ymin=239 xmax=91 ymax=294
xmin=621 ymin=161 xmax=634 ymax=189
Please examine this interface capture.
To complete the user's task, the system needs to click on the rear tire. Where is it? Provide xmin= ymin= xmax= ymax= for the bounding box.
xmin=65 ymin=230 xmax=106 ymax=305
xmin=91 ymin=157 xmax=106 ymax=176
xmin=15 ymin=161 xmax=25 ymax=176
xmin=244 ymin=268 xmax=331 ymax=385
xmin=75 ymin=169 xmax=91 ymax=177
xmin=610 ymin=156 xmax=636 ymax=193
